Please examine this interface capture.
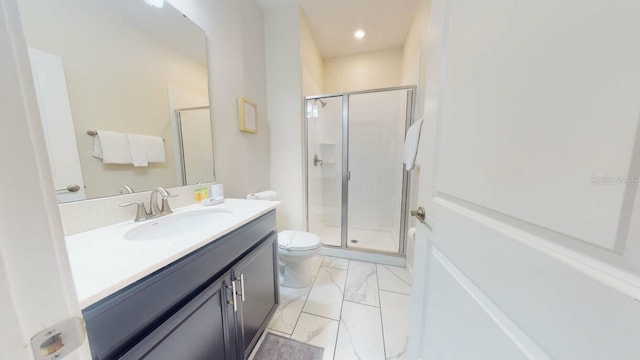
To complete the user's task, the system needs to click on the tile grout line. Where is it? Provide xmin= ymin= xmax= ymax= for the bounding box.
xmin=378 ymin=288 xmax=412 ymax=297
xmin=299 ymin=310 xmax=341 ymax=323
xmin=341 ymin=299 xmax=380 ymax=309
xmin=297 ymin=263 xmax=347 ymax=322
xmin=332 ymin=258 xmax=351 ymax=360
xmin=285 ymin=256 xmax=324 ymax=337
xmin=376 ymin=264 xmax=388 ymax=360
xmin=380 ymin=264 xmax=412 ymax=287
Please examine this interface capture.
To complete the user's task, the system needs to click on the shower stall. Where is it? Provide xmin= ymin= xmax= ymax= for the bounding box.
xmin=304 ymin=86 xmax=415 ymax=255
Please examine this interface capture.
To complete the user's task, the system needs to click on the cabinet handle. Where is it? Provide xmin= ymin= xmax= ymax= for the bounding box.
xmin=233 ymin=275 xmax=245 ymax=302
xmin=227 ymin=283 xmax=237 ymax=312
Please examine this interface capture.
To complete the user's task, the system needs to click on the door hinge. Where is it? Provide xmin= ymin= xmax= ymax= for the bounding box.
xmin=31 ymin=317 xmax=85 ymax=360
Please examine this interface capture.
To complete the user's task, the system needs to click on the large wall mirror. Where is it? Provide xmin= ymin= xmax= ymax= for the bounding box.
xmin=17 ymin=0 xmax=214 ymax=203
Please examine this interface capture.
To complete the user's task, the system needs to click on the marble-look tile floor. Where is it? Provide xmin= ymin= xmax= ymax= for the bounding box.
xmin=257 ymin=256 xmax=412 ymax=360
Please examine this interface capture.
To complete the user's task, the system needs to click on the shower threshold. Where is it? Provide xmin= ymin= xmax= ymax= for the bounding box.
xmin=317 ymin=225 xmax=399 ymax=253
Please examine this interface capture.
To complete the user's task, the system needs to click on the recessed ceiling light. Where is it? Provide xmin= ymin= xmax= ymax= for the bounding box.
xmin=354 ymin=29 xmax=366 ymax=39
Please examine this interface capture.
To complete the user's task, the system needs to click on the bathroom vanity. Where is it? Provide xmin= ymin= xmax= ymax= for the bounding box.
xmin=65 ymin=199 xmax=279 ymax=360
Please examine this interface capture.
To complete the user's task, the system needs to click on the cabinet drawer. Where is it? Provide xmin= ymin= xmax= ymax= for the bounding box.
xmin=83 ymin=211 xmax=276 ymax=360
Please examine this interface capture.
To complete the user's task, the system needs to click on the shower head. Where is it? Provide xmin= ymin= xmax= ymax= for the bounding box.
xmin=315 ymin=99 xmax=328 ymax=108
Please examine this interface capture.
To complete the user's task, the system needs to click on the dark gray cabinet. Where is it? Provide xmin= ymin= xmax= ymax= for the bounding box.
xmin=82 ymin=211 xmax=279 ymax=360
xmin=121 ymin=272 xmax=238 ymax=360
xmin=233 ymin=236 xmax=279 ymax=358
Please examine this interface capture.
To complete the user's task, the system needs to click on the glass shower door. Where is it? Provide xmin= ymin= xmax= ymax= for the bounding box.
xmin=305 ymin=96 xmax=343 ymax=247
xmin=346 ymin=89 xmax=411 ymax=253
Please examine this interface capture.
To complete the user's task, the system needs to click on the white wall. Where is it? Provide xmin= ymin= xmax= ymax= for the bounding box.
xmin=323 ymin=48 xmax=403 ymax=93
xmin=300 ymin=11 xmax=323 ymax=95
xmin=401 ymin=0 xmax=429 ymax=272
xmin=401 ymin=0 xmax=429 ymax=109
xmin=265 ymin=6 xmax=305 ymax=230
xmin=170 ymin=0 xmax=271 ymax=199
xmin=300 ymin=10 xmax=324 ymax=233
xmin=18 ymin=0 xmax=209 ymax=198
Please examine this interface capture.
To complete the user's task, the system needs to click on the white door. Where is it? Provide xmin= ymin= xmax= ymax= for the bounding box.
xmin=28 ymin=47 xmax=86 ymax=203
xmin=1 ymin=1 xmax=89 ymax=358
xmin=409 ymin=0 xmax=640 ymax=358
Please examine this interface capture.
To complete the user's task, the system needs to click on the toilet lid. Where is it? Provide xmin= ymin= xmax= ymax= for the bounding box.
xmin=278 ymin=230 xmax=321 ymax=251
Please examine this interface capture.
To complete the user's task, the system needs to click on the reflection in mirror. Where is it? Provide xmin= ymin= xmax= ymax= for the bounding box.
xmin=17 ymin=0 xmax=213 ymax=203
xmin=176 ymin=107 xmax=215 ymax=185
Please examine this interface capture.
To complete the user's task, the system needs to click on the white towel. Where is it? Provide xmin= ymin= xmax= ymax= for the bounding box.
xmin=404 ymin=118 xmax=423 ymax=171
xmin=126 ymin=133 xmax=165 ymax=167
xmin=246 ymin=190 xmax=278 ymax=200
xmin=92 ymin=129 xmax=132 ymax=164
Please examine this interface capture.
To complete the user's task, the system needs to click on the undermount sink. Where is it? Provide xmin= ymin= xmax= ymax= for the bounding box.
xmin=124 ymin=208 xmax=233 ymax=241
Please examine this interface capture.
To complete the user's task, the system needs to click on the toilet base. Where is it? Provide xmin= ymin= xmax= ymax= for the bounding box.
xmin=279 ymin=255 xmax=318 ymax=288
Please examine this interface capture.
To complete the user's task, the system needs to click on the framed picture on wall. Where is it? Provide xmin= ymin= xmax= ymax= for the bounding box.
xmin=237 ymin=97 xmax=257 ymax=134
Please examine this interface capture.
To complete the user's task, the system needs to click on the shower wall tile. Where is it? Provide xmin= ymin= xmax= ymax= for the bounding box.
xmin=344 ymin=92 xmax=406 ymax=233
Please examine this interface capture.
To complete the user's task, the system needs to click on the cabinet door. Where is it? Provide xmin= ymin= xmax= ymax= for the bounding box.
xmin=233 ymin=234 xmax=279 ymax=358
xmin=121 ymin=273 xmax=238 ymax=360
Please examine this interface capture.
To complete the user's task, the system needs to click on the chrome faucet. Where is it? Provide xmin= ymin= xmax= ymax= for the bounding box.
xmin=119 ymin=187 xmax=177 ymax=222
xmin=150 ymin=187 xmax=176 ymax=216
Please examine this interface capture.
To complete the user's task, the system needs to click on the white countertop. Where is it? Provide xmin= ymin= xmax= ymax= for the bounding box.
xmin=65 ymin=198 xmax=279 ymax=309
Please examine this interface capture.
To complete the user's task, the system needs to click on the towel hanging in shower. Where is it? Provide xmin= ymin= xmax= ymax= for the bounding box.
xmin=404 ymin=118 xmax=423 ymax=171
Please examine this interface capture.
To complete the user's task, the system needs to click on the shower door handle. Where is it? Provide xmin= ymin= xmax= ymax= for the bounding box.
xmin=313 ymin=154 xmax=323 ymax=167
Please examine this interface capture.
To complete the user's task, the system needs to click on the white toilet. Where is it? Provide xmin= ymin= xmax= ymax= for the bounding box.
xmin=246 ymin=190 xmax=322 ymax=288
xmin=277 ymin=230 xmax=322 ymax=288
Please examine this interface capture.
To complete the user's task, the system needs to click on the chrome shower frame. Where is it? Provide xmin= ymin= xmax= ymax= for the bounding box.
xmin=303 ymin=85 xmax=417 ymax=257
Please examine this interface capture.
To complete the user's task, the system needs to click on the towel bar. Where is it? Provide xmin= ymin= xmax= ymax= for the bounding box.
xmin=87 ymin=130 xmax=165 ymax=142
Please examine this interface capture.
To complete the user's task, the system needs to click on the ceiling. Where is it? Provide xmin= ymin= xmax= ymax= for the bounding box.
xmin=257 ymin=0 xmax=420 ymax=58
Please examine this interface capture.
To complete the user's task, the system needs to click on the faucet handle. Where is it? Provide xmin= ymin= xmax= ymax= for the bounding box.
xmin=159 ymin=194 xmax=177 ymax=215
xmin=155 ymin=187 xmax=175 ymax=198
xmin=161 ymin=191 xmax=178 ymax=199
xmin=119 ymin=201 xmax=149 ymax=222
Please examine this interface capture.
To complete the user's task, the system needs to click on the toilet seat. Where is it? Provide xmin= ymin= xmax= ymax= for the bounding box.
xmin=278 ymin=230 xmax=321 ymax=251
